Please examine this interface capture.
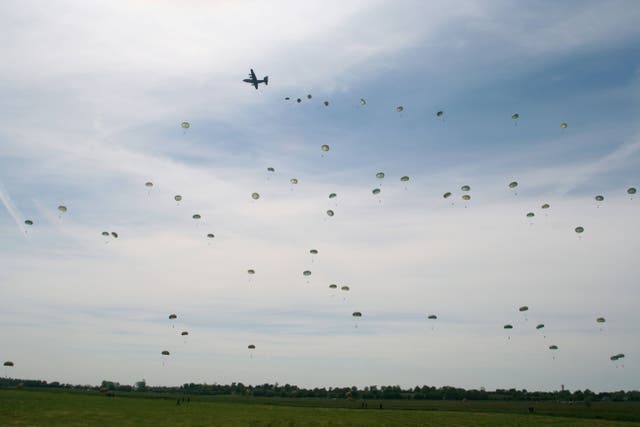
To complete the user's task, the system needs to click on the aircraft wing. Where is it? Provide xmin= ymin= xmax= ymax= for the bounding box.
xmin=253 ymin=81 xmax=258 ymax=89
xmin=249 ymin=69 xmax=257 ymax=80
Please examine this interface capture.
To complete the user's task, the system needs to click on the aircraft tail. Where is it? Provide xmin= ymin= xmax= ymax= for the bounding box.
xmin=264 ymin=76 xmax=269 ymax=85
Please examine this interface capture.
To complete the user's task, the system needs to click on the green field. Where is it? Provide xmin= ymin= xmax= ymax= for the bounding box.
xmin=1 ymin=389 xmax=639 ymax=426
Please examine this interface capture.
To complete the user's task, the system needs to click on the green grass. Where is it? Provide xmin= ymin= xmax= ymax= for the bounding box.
xmin=2 ymin=389 xmax=640 ymax=426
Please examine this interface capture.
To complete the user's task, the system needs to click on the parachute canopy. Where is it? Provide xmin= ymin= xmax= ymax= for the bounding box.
xmin=504 ymin=324 xmax=513 ymax=329
xmin=526 ymin=212 xmax=535 ymax=218
xmin=519 ymin=306 xmax=529 ymax=312
xmin=443 ymin=192 xmax=452 ymax=199
xmin=168 ymin=314 xmax=177 ymax=320
xmin=376 ymin=172 xmax=385 ymax=179
xmin=161 ymin=350 xmax=170 ymax=356
xmin=297 ymin=98 xmax=302 ymax=103
xmin=461 ymin=185 xmax=470 ymax=192
xmin=307 ymin=94 xmax=312 ymax=99
xmin=267 ymin=167 xmax=275 ymax=172
xmin=247 ymin=269 xmax=255 ymax=275
xmin=248 ymin=344 xmax=256 ymax=349
xmin=58 ymin=205 xmax=67 ymax=213
xmin=596 ymin=317 xmax=606 ymax=323
xmin=251 ymin=193 xmax=260 ymax=200
xmin=3 ymin=361 xmax=14 ymax=367
xmin=352 ymin=311 xmax=362 ymax=317
xmin=396 ymin=106 xmax=403 ymax=112
xmin=341 ymin=286 xmax=350 ymax=291
xmin=462 ymin=195 xmax=471 ymax=201
xmin=372 ymin=188 xmax=381 ymax=195
xmin=324 ymin=101 xmax=329 ymax=106
xmin=329 ymin=193 xmax=337 ymax=199
xmin=321 ymin=144 xmax=330 ymax=152
xmin=192 ymin=214 xmax=201 ymax=220
xmin=595 ymin=195 xmax=604 ymax=202
xmin=101 ymin=231 xmax=109 ymax=236
xmin=303 ymin=270 xmax=312 ymax=277
xmin=329 ymin=284 xmax=337 ymax=289
xmin=536 ymin=324 xmax=545 ymax=330
xmin=181 ymin=122 xmax=190 ymax=129
xmin=310 ymin=249 xmax=318 ymax=255
xmin=427 ymin=315 xmax=437 ymax=320
xmin=628 ymin=187 xmax=637 ymax=195
xmin=111 ymin=232 xmax=118 ymax=239
xmin=290 ymin=178 xmax=299 ymax=184
xmin=181 ymin=331 xmax=189 ymax=336
xmin=174 ymin=195 xmax=182 ymax=202
xmin=326 ymin=210 xmax=334 ymax=217
xmin=575 ymin=226 xmax=584 ymax=234
xmin=549 ymin=345 xmax=559 ymax=350
xmin=508 ymin=181 xmax=518 ymax=189
xmin=400 ymin=176 xmax=410 ymax=182
xmin=359 ymin=98 xmax=366 ymax=106
xmin=512 ymin=113 xmax=519 ymax=120
xmin=541 ymin=203 xmax=550 ymax=209
xmin=560 ymin=122 xmax=568 ymax=129
xmin=436 ymin=111 xmax=443 ymax=117
xmin=24 ymin=220 xmax=33 ymax=225
xmin=145 ymin=182 xmax=153 ymax=188
xmin=207 ymin=233 xmax=215 ymax=239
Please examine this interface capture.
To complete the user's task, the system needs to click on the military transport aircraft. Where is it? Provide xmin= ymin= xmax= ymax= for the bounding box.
xmin=243 ymin=69 xmax=269 ymax=89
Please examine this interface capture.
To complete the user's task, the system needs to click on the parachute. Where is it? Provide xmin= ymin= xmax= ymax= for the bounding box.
xmin=436 ymin=111 xmax=443 ymax=117
xmin=595 ymin=195 xmax=604 ymax=202
xmin=526 ymin=212 xmax=535 ymax=218
xmin=145 ymin=182 xmax=153 ymax=188
xmin=309 ymin=249 xmax=318 ymax=255
xmin=536 ymin=324 xmax=545 ymax=330
xmin=297 ymin=98 xmax=302 ymax=103
xmin=181 ymin=122 xmax=190 ymax=129
xmin=628 ymin=187 xmax=637 ymax=195
xmin=247 ymin=269 xmax=255 ymax=275
xmin=290 ymin=178 xmax=299 ymax=185
xmin=508 ymin=181 xmax=518 ymax=189
xmin=329 ymin=284 xmax=337 ymax=289
xmin=303 ymin=270 xmax=312 ymax=277
xmin=251 ymin=193 xmax=260 ymax=200
xmin=324 ymin=101 xmax=329 ymax=106
xmin=307 ymin=94 xmax=312 ymax=99
xmin=352 ymin=311 xmax=362 ymax=317
xmin=101 ymin=231 xmax=109 ymax=237
xmin=169 ymin=314 xmax=177 ymax=320
xmin=359 ymin=98 xmax=366 ymax=106
xmin=461 ymin=185 xmax=470 ymax=192
xmin=443 ymin=192 xmax=452 ymax=199
xmin=58 ymin=205 xmax=67 ymax=213
xmin=181 ymin=331 xmax=189 ymax=336
xmin=549 ymin=345 xmax=559 ymax=350
xmin=462 ymin=195 xmax=471 ymax=201
xmin=174 ymin=195 xmax=182 ymax=202
xmin=427 ymin=315 xmax=437 ymax=320
xmin=192 ymin=214 xmax=201 ymax=220
xmin=560 ymin=122 xmax=568 ymax=129
xmin=24 ymin=220 xmax=33 ymax=226
xmin=329 ymin=193 xmax=337 ymax=199
xmin=541 ymin=203 xmax=550 ymax=209
xmin=519 ymin=306 xmax=529 ymax=312
xmin=284 ymin=97 xmax=290 ymax=101
xmin=372 ymin=188 xmax=381 ymax=195
xmin=3 ymin=361 xmax=14 ymax=367
xmin=321 ymin=144 xmax=330 ymax=152
xmin=376 ymin=172 xmax=385 ymax=179
xmin=326 ymin=210 xmax=334 ymax=217
xmin=161 ymin=350 xmax=170 ymax=356
xmin=341 ymin=286 xmax=350 ymax=291
xmin=596 ymin=317 xmax=606 ymax=323
xmin=503 ymin=324 xmax=513 ymax=329
xmin=575 ymin=226 xmax=584 ymax=234
xmin=511 ymin=113 xmax=519 ymax=120
xmin=400 ymin=176 xmax=410 ymax=182
xmin=207 ymin=233 xmax=215 ymax=239
xmin=396 ymin=106 xmax=404 ymax=113
xmin=111 ymin=232 xmax=118 ymax=239
xmin=267 ymin=167 xmax=275 ymax=172
xmin=248 ymin=344 xmax=256 ymax=349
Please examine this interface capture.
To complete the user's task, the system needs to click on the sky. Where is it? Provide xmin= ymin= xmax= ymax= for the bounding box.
xmin=1 ymin=1 xmax=640 ymax=392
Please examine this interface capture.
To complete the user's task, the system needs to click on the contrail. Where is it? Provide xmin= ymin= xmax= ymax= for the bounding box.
xmin=0 ymin=177 xmax=27 ymax=236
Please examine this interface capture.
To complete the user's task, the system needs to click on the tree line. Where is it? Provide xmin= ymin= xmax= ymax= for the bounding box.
xmin=1 ymin=377 xmax=638 ymax=402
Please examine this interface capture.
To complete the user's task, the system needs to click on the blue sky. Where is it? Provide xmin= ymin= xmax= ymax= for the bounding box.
xmin=1 ymin=1 xmax=639 ymax=391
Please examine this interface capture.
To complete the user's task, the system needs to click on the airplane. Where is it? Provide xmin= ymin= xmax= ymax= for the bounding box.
xmin=243 ymin=69 xmax=268 ymax=89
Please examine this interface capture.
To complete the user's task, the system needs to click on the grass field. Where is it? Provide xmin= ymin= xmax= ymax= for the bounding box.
xmin=1 ymin=389 xmax=640 ymax=426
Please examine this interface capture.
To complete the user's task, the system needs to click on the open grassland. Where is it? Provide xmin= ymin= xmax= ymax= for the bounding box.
xmin=1 ymin=389 xmax=640 ymax=427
